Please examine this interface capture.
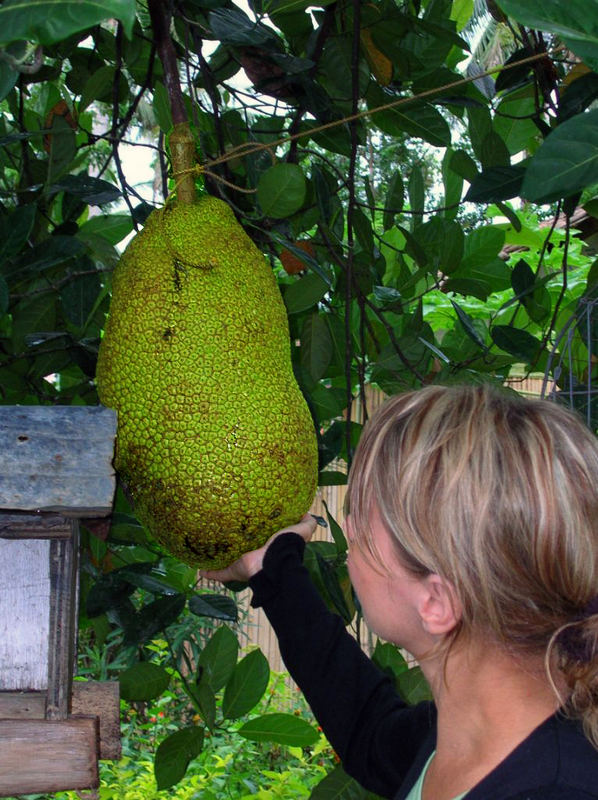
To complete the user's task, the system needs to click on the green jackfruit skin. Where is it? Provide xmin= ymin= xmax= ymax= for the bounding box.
xmin=96 ymin=196 xmax=318 ymax=569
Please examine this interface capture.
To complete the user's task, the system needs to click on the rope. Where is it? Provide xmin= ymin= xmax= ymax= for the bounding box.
xmin=171 ymin=50 xmax=551 ymax=196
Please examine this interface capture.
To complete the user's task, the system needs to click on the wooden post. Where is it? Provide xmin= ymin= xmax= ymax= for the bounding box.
xmin=0 ymin=405 xmax=119 ymax=796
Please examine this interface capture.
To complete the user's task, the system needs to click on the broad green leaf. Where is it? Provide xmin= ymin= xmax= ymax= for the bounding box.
xmin=154 ymin=726 xmax=204 ymax=791
xmin=78 ymin=214 xmax=133 ymax=246
xmin=198 ymin=626 xmax=239 ymax=693
xmin=414 ymin=217 xmax=464 ymax=275
xmin=442 ymin=149 xmax=463 ymax=220
xmin=61 ymin=272 xmax=102 ymax=328
xmin=46 ymin=115 xmax=76 ymax=186
xmin=322 ymin=499 xmax=347 ymax=553
xmin=257 ymin=163 xmax=306 ymax=218
xmin=0 ymin=204 xmax=35 ymax=263
xmin=50 ymin=174 xmax=121 ymax=205
xmin=192 ymin=678 xmax=216 ymax=731
xmin=153 ymin=81 xmax=173 ymax=133
xmin=0 ymin=61 xmax=18 ymax=101
xmin=119 ymin=662 xmax=171 ymax=702
xmin=465 ymin=165 xmax=526 ymax=203
xmin=188 ymin=593 xmax=238 ymax=622
xmin=372 ymin=641 xmax=410 ymax=678
xmin=496 ymin=0 xmax=598 ymax=70
xmin=373 ymin=102 xmax=451 ymax=147
xmin=0 ymin=276 xmax=8 ymax=315
xmin=309 ymin=386 xmax=347 ymax=422
xmin=11 ymin=294 xmax=56 ymax=352
xmin=559 ymin=72 xmax=598 ymax=122
xmin=491 ymin=324 xmax=541 ymax=362
xmin=383 ymin=171 xmax=404 ymax=230
xmin=320 ymin=37 xmax=370 ymax=101
xmin=310 ymin=765 xmax=369 ymax=799
xmin=318 ymin=470 xmax=348 ymax=486
xmin=494 ymin=90 xmax=539 ymax=155
xmin=301 ymin=312 xmax=333 ymax=383
xmin=451 ymin=300 xmax=488 ymax=350
xmin=352 ymin=206 xmax=374 ymax=254
xmin=238 ymin=713 xmax=319 ymax=746
xmin=0 ymin=0 xmax=136 ymax=46
xmin=396 ymin=665 xmax=432 ymax=704
xmin=222 ymin=648 xmax=269 ymax=720
xmin=284 ymin=272 xmax=329 ymax=315
xmin=448 ymin=149 xmax=478 ymax=182
xmin=408 ymin=168 xmax=425 ymax=216
xmin=522 ymin=109 xmax=598 ymax=204
xmin=209 ymin=7 xmax=280 ymax=48
xmin=123 ymin=593 xmax=186 ymax=646
xmin=461 ymin=227 xmax=506 ymax=271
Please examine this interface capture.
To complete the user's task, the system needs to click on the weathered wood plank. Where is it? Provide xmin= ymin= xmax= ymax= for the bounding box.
xmin=72 ymin=682 xmax=121 ymax=761
xmin=0 ymin=538 xmax=50 ymax=691
xmin=0 ymin=405 xmax=117 ymax=515
xmin=0 ymin=692 xmax=46 ymax=719
xmin=0 ymin=512 xmax=74 ymax=539
xmin=46 ymin=525 xmax=79 ymax=719
xmin=0 ymin=716 xmax=99 ymax=795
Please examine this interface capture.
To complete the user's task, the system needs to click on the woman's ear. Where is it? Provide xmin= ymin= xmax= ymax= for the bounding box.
xmin=418 ymin=574 xmax=462 ymax=636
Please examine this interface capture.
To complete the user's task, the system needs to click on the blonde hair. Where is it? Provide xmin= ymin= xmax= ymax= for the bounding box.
xmin=346 ymin=383 xmax=598 ymax=746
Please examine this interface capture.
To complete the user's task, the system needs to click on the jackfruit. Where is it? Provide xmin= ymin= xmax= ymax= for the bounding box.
xmin=96 ymin=196 xmax=319 ymax=569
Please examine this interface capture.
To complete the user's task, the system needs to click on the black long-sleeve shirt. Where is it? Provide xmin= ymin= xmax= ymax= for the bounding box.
xmin=249 ymin=533 xmax=598 ymax=800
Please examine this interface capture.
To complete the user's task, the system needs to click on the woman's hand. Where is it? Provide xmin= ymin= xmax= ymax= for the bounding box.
xmin=201 ymin=513 xmax=317 ymax=584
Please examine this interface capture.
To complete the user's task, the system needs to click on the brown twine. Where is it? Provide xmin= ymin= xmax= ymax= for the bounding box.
xmin=171 ymin=50 xmax=551 ymax=197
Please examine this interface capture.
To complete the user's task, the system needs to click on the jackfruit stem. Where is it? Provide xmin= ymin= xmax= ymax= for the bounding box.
xmin=148 ymin=0 xmax=199 ymax=206
xmin=170 ymin=123 xmax=199 ymax=206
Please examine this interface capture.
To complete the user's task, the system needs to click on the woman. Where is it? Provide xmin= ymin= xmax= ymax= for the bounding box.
xmin=204 ymin=384 xmax=598 ymax=799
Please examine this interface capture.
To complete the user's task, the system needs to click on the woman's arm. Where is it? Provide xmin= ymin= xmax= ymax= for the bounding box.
xmin=206 ymin=527 xmax=435 ymax=797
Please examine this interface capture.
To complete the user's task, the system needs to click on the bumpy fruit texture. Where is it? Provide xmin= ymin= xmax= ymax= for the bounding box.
xmin=96 ymin=196 xmax=318 ymax=569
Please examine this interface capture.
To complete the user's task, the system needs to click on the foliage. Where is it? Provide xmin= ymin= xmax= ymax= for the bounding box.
xmin=2 ymin=0 xmax=598 ymax=794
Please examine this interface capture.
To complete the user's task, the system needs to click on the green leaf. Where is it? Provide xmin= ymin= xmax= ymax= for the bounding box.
xmin=522 ymin=109 xmax=598 ymax=204
xmin=119 ymin=662 xmax=171 ymax=702
xmin=322 ymin=499 xmax=347 ymax=553
xmin=238 ymin=713 xmax=319 ymax=746
xmin=154 ymin=726 xmax=204 ymax=791
xmin=198 ymin=626 xmax=239 ymax=693
xmin=153 ymin=81 xmax=173 ymax=133
xmin=352 ymin=207 xmax=374 ymax=254
xmin=191 ymin=677 xmax=216 ymax=731
xmin=209 ymin=7 xmax=280 ymax=48
xmin=310 ymin=765 xmax=370 ymax=799
xmin=414 ymin=217 xmax=464 ymax=275
xmin=50 ymin=174 xmax=121 ymax=205
xmin=0 ymin=61 xmax=18 ymax=101
xmin=465 ymin=165 xmax=526 ymax=203
xmin=0 ymin=276 xmax=8 ymax=315
xmin=46 ymin=115 xmax=77 ymax=186
xmin=395 ymin=665 xmax=432 ymax=704
xmin=78 ymin=214 xmax=133 ymax=246
xmin=318 ymin=470 xmax=348 ymax=486
xmin=284 ymin=272 xmax=329 ymax=315
xmin=451 ymin=300 xmax=487 ymax=350
xmin=0 ymin=0 xmax=136 ymax=46
xmin=188 ymin=593 xmax=238 ymax=622
xmin=491 ymin=324 xmax=541 ymax=362
xmin=123 ymin=594 xmax=186 ymax=646
xmin=257 ymin=163 xmax=306 ymax=218
xmin=0 ymin=204 xmax=35 ymax=263
xmin=301 ymin=312 xmax=333 ymax=382
xmin=373 ymin=102 xmax=451 ymax=147
xmin=222 ymin=648 xmax=269 ymax=720
xmin=61 ymin=272 xmax=102 ymax=328
xmin=383 ymin=171 xmax=404 ymax=230
xmin=408 ymin=168 xmax=425 ymax=216
xmin=495 ymin=0 xmax=598 ymax=70
xmin=372 ymin=641 xmax=410 ymax=679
